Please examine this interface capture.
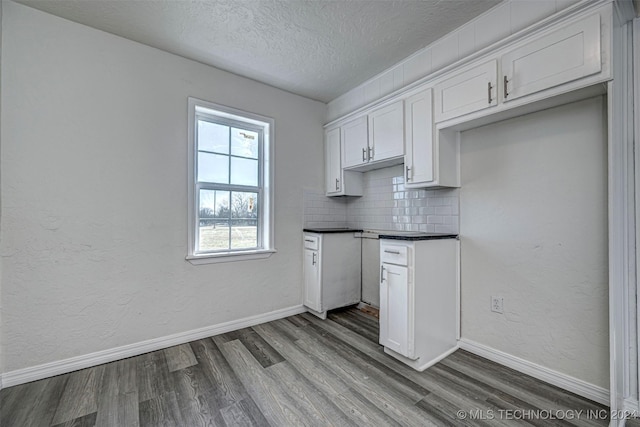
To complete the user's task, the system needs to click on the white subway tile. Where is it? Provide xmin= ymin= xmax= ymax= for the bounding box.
xmin=419 ymin=207 xmax=436 ymax=215
xmin=436 ymin=206 xmax=453 ymax=215
xmin=427 ymin=215 xmax=444 ymax=224
xmin=413 ymin=215 xmax=427 ymax=224
xmin=435 ymin=224 xmax=457 ymax=233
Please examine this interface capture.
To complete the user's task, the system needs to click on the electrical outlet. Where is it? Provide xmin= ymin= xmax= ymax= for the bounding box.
xmin=491 ymin=296 xmax=504 ymax=314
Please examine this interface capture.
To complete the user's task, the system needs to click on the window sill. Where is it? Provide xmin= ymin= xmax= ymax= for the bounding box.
xmin=186 ymin=249 xmax=277 ymax=265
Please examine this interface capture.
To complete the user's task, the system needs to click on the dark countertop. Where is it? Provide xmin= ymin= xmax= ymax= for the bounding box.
xmin=378 ymin=232 xmax=458 ymax=241
xmin=303 ymin=228 xmax=363 ymax=234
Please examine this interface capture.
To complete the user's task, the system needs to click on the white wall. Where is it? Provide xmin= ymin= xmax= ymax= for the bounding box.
xmin=0 ymin=2 xmax=325 ymax=373
xmin=0 ymin=0 xmax=4 ymax=383
xmin=460 ymin=97 xmax=609 ymax=388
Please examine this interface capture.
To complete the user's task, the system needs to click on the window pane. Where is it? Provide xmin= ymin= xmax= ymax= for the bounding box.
xmin=230 ymin=157 xmax=258 ymax=187
xmin=230 ymin=220 xmax=258 ymax=249
xmin=199 ymin=189 xmax=230 ymax=220
xmin=230 ymin=192 xmax=258 ymax=249
xmin=198 ymin=190 xmax=231 ymax=252
xmin=198 ymin=120 xmax=229 ymax=154
xmin=231 ymin=128 xmax=258 ymax=158
xmin=198 ymin=152 xmax=229 ymax=184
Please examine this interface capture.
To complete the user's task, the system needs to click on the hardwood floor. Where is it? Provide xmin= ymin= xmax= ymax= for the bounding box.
xmin=1 ymin=307 xmax=612 ymax=426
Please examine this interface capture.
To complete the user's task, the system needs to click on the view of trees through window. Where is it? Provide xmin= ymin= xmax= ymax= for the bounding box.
xmin=198 ymin=188 xmax=259 ymax=250
xmin=190 ymin=99 xmax=270 ymax=257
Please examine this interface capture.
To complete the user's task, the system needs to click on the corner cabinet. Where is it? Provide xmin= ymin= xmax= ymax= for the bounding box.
xmin=379 ymin=238 xmax=459 ymax=371
xmin=325 ymin=127 xmax=363 ymax=196
xmin=303 ymin=232 xmax=361 ymax=319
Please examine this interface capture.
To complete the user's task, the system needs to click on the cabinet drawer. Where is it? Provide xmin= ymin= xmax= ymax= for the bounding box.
xmin=304 ymin=235 xmax=320 ymax=250
xmin=380 ymin=243 xmax=408 ymax=266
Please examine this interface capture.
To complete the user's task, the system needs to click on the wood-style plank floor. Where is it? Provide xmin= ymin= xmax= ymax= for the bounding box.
xmin=1 ymin=307 xmax=612 ymax=426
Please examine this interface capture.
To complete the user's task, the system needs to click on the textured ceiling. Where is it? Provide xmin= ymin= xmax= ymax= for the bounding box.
xmin=15 ymin=0 xmax=502 ymax=102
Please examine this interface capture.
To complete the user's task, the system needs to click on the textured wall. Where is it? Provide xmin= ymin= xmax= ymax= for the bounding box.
xmin=0 ymin=0 xmax=3 ymax=380
xmin=0 ymin=2 xmax=325 ymax=373
xmin=460 ymin=97 xmax=609 ymax=389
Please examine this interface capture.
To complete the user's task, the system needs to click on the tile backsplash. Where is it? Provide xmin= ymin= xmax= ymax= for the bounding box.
xmin=304 ymin=165 xmax=459 ymax=233
xmin=303 ymin=189 xmax=348 ymax=229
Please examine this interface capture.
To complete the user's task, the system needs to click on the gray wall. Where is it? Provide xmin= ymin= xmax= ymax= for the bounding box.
xmin=460 ymin=97 xmax=609 ymax=388
xmin=1 ymin=2 xmax=325 ymax=373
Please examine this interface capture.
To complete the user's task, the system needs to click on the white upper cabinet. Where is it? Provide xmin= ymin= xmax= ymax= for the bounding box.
xmin=368 ymin=100 xmax=405 ymax=162
xmin=325 ymin=4 xmax=610 ymax=191
xmin=404 ymin=88 xmax=434 ymax=187
xmin=341 ymin=116 xmax=369 ymax=169
xmin=501 ymin=14 xmax=601 ymax=102
xmin=325 ymin=127 xmax=363 ymax=197
xmin=341 ymin=102 xmax=404 ymax=171
xmin=434 ymin=60 xmax=498 ymax=123
xmin=325 ymin=128 xmax=342 ymax=195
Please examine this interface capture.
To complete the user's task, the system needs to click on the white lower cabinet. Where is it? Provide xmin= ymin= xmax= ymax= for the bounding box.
xmin=379 ymin=238 xmax=459 ymax=371
xmin=303 ymin=244 xmax=321 ymax=312
xmin=380 ymin=263 xmax=411 ymax=357
xmin=303 ymin=232 xmax=361 ymax=319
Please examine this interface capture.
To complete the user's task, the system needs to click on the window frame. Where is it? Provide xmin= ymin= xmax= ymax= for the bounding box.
xmin=186 ymin=97 xmax=275 ymax=264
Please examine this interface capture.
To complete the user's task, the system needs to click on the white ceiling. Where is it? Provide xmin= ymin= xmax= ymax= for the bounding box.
xmin=15 ymin=0 xmax=502 ymax=102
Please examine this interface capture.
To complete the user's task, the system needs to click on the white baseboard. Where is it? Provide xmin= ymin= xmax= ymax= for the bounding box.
xmin=458 ymin=338 xmax=609 ymax=406
xmin=1 ymin=304 xmax=306 ymax=388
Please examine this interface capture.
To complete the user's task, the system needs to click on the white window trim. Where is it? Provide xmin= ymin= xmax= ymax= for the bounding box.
xmin=186 ymin=97 xmax=276 ymax=264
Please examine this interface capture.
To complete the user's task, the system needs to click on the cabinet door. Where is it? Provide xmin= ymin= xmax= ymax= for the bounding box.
xmin=303 ymin=249 xmax=321 ymax=312
xmin=380 ymin=263 xmax=414 ymax=358
xmin=404 ymin=88 xmax=434 ymax=187
xmin=434 ymin=60 xmax=497 ymax=123
xmin=368 ymin=101 xmax=404 ymax=162
xmin=325 ymin=128 xmax=342 ymax=195
xmin=502 ymin=14 xmax=600 ymax=102
xmin=341 ymin=116 xmax=369 ymax=168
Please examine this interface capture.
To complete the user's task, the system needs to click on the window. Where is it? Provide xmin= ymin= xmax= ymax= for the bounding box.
xmin=187 ymin=98 xmax=275 ymax=263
